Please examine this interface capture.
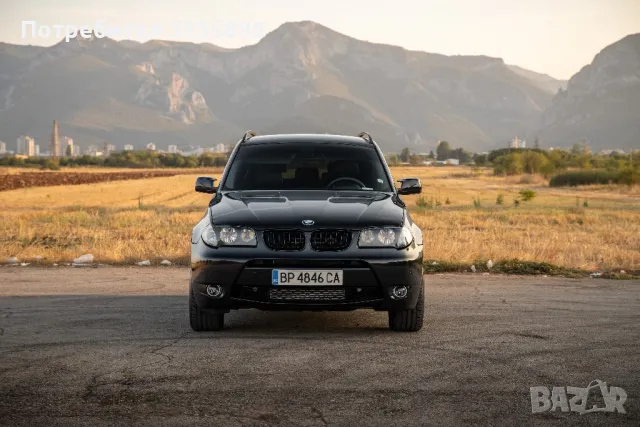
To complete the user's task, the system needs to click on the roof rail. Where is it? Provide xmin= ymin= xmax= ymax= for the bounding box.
xmin=357 ymin=132 xmax=373 ymax=143
xmin=241 ymin=130 xmax=257 ymax=142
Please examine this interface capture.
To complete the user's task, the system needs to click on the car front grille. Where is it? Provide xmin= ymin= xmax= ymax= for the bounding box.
xmin=231 ymin=285 xmax=383 ymax=304
xmin=269 ymin=288 xmax=346 ymax=301
xmin=310 ymin=230 xmax=352 ymax=251
xmin=263 ymin=229 xmax=305 ymax=251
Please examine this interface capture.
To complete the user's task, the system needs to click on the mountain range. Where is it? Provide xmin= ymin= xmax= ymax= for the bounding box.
xmin=0 ymin=21 xmax=637 ymax=153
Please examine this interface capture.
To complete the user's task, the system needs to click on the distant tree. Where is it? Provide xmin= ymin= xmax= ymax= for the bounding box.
xmin=539 ymin=162 xmax=556 ymax=179
xmin=451 ymin=148 xmax=473 ymax=164
xmin=399 ymin=147 xmax=411 ymax=163
xmin=521 ymin=151 xmax=548 ymax=174
xmin=493 ymin=153 xmax=524 ymax=176
xmin=533 ymin=138 xmax=540 ymax=149
xmin=428 ymin=150 xmax=435 ymax=160
xmin=571 ymin=143 xmax=583 ymax=156
xmin=65 ymin=145 xmax=73 ymax=157
xmin=473 ymin=153 xmax=488 ymax=166
xmin=436 ymin=141 xmax=451 ymax=161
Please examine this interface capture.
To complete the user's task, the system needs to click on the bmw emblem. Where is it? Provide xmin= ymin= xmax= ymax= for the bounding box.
xmin=302 ymin=219 xmax=314 ymax=226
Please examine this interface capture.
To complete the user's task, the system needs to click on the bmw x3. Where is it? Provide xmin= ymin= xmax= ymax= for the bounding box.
xmin=190 ymin=132 xmax=424 ymax=331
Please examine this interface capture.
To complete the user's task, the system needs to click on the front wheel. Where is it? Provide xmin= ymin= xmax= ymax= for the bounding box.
xmin=189 ymin=290 xmax=224 ymax=331
xmin=388 ymin=286 xmax=424 ymax=332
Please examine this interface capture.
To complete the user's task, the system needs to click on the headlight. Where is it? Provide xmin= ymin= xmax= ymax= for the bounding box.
xmin=358 ymin=226 xmax=413 ymax=249
xmin=202 ymin=224 xmax=218 ymax=247
xmin=201 ymin=224 xmax=257 ymax=247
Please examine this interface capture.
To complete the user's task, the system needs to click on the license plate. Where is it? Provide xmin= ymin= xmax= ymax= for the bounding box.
xmin=272 ymin=270 xmax=343 ymax=286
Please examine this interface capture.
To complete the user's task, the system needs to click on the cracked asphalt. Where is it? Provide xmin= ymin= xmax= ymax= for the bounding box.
xmin=0 ymin=267 xmax=638 ymax=426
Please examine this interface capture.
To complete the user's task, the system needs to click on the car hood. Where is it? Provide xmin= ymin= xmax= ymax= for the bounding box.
xmin=208 ymin=191 xmax=404 ymax=228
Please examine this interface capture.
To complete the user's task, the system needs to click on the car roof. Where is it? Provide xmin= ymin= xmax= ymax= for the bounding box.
xmin=242 ymin=133 xmax=373 ymax=146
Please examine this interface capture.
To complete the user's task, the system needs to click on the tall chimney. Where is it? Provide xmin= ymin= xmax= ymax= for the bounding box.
xmin=51 ymin=120 xmax=59 ymax=159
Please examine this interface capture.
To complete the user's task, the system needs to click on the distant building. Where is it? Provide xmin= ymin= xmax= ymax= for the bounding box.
xmin=446 ymin=158 xmax=460 ymax=165
xmin=34 ymin=144 xmax=40 ymax=156
xmin=106 ymin=144 xmax=116 ymax=154
xmin=509 ymin=136 xmax=526 ymax=149
xmin=73 ymin=145 xmax=81 ymax=156
xmin=0 ymin=141 xmax=6 ymax=154
xmin=146 ymin=143 xmax=156 ymax=151
xmin=168 ymin=145 xmax=178 ymax=154
xmin=17 ymin=135 xmax=35 ymax=156
xmin=214 ymin=143 xmax=227 ymax=153
xmin=26 ymin=138 xmax=35 ymax=156
xmin=86 ymin=144 xmax=104 ymax=156
xmin=124 ymin=144 xmax=134 ymax=151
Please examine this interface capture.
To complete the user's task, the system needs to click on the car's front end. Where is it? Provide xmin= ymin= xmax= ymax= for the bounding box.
xmin=191 ymin=215 xmax=424 ymax=314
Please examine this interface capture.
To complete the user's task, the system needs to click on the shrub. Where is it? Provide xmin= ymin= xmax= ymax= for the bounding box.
xmin=473 ymin=196 xmax=482 ymax=208
xmin=519 ymin=189 xmax=536 ymax=202
xmin=416 ymin=196 xmax=434 ymax=208
xmin=549 ymin=170 xmax=622 ymax=187
xmin=496 ymin=194 xmax=504 ymax=205
xmin=618 ymin=167 xmax=637 ymax=186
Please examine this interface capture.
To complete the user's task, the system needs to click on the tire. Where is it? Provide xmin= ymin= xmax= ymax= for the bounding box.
xmin=189 ymin=289 xmax=224 ymax=331
xmin=388 ymin=285 xmax=424 ymax=332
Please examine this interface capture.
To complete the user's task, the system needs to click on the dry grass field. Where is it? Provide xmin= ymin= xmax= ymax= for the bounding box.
xmin=0 ymin=166 xmax=638 ymax=271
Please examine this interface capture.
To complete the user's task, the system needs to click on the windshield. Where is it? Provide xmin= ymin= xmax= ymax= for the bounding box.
xmin=221 ymin=142 xmax=393 ymax=192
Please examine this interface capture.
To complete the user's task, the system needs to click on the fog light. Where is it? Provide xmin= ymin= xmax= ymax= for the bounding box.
xmin=206 ymin=284 xmax=224 ymax=298
xmin=391 ymin=286 xmax=408 ymax=299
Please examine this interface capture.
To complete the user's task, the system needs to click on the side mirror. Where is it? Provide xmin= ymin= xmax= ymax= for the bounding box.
xmin=195 ymin=176 xmax=217 ymax=193
xmin=397 ymin=178 xmax=422 ymax=195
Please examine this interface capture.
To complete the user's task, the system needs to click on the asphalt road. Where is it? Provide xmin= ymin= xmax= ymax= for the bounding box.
xmin=0 ymin=267 xmax=638 ymax=426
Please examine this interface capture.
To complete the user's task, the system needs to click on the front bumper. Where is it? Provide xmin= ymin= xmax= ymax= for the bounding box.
xmin=190 ymin=240 xmax=424 ymax=313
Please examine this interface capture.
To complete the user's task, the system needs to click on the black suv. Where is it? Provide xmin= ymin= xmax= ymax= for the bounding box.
xmin=190 ymin=132 xmax=424 ymax=331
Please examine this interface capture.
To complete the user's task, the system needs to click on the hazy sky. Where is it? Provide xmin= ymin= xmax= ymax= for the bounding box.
xmin=2 ymin=0 xmax=639 ymax=79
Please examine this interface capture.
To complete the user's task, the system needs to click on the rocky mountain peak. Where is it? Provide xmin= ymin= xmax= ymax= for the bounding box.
xmin=531 ymin=33 xmax=640 ymax=148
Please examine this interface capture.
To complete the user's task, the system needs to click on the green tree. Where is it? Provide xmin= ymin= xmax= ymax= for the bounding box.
xmin=539 ymin=162 xmax=556 ymax=179
xmin=65 ymin=145 xmax=73 ymax=157
xmin=428 ymin=150 xmax=435 ymax=160
xmin=451 ymin=148 xmax=473 ymax=164
xmin=399 ymin=147 xmax=410 ymax=163
xmin=521 ymin=151 xmax=548 ymax=174
xmin=473 ymin=153 xmax=488 ymax=166
xmin=493 ymin=153 xmax=524 ymax=176
xmin=436 ymin=141 xmax=451 ymax=161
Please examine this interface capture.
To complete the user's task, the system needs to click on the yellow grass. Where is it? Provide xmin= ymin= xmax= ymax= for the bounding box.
xmin=1 ymin=166 xmax=638 ymax=270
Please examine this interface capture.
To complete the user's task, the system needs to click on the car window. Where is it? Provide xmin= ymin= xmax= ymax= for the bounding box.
xmin=222 ymin=142 xmax=393 ymax=191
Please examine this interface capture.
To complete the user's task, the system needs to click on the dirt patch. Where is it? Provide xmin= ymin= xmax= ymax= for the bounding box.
xmin=0 ymin=171 xmax=192 ymax=191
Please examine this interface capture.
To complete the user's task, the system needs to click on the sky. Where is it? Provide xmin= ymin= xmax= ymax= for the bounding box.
xmin=2 ymin=0 xmax=639 ymax=79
